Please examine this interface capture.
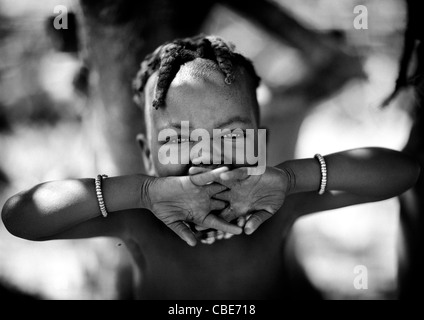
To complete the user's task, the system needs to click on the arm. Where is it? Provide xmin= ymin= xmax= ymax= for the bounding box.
xmin=279 ymin=147 xmax=421 ymax=214
xmin=1 ymin=169 xmax=242 ymax=245
xmin=1 ymin=175 xmax=148 ymax=241
xmin=208 ymin=147 xmax=420 ymax=234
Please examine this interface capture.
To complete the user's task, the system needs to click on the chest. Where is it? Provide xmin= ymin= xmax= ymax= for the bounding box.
xmin=122 ymin=207 xmax=291 ymax=299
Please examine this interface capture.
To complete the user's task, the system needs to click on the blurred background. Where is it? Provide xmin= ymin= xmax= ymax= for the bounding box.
xmin=0 ymin=0 xmax=422 ymax=299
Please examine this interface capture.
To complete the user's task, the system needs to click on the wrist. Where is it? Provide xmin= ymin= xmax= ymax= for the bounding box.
xmin=277 ymin=158 xmax=323 ymax=194
xmin=274 ymin=164 xmax=296 ymax=195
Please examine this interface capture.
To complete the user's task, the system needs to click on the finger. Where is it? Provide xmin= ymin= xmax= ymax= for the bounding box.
xmin=200 ymin=230 xmax=217 ymax=245
xmin=208 ymin=237 xmax=217 ymax=245
xmin=202 ymin=238 xmax=216 ymax=245
xmin=191 ymin=155 xmax=208 ymax=165
xmin=190 ymin=167 xmax=229 ymax=186
xmin=205 ymin=184 xmax=228 ymax=196
xmin=220 ymin=206 xmax=237 ymax=222
xmin=213 ymin=191 xmax=231 ymax=202
xmin=202 ymin=214 xmax=242 ymax=235
xmin=182 ymin=221 xmax=196 ymax=233
xmin=220 ymin=167 xmax=249 ymax=182
xmin=167 ymin=221 xmax=197 ymax=246
xmin=195 ymin=225 xmax=208 ymax=232
xmin=207 ymin=230 xmax=217 ymax=239
xmin=189 ymin=167 xmax=211 ymax=176
xmin=216 ymin=230 xmax=225 ymax=240
xmin=224 ymin=232 xmax=234 ymax=240
xmin=211 ymin=200 xmax=227 ymax=211
xmin=244 ymin=211 xmax=273 ymax=235
xmin=237 ymin=216 xmax=246 ymax=228
xmin=189 ymin=166 xmax=210 ymax=176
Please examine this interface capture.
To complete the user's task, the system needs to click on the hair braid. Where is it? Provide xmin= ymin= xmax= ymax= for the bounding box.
xmin=195 ymin=38 xmax=215 ymax=61
xmin=133 ymin=34 xmax=261 ymax=109
xmin=152 ymin=44 xmax=183 ymax=109
xmin=207 ymin=36 xmax=236 ymax=85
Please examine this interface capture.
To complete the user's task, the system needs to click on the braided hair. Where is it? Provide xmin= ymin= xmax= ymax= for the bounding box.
xmin=133 ymin=35 xmax=261 ymax=110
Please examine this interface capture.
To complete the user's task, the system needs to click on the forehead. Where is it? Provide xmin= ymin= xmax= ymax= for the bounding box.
xmin=144 ymin=60 xmax=258 ymax=131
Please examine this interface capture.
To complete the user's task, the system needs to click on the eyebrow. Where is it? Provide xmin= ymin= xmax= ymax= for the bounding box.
xmin=161 ymin=116 xmax=253 ymax=131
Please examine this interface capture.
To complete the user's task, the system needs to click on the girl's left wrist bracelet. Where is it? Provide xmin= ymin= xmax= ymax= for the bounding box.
xmin=95 ymin=174 xmax=109 ymax=218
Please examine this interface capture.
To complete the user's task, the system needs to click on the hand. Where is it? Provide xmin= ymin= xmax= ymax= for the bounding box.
xmin=192 ymin=166 xmax=289 ymax=235
xmin=187 ymin=166 xmax=243 ymax=245
xmin=143 ymin=167 xmax=242 ymax=246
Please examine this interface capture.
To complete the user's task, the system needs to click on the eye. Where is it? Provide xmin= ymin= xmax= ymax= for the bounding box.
xmin=167 ymin=136 xmax=190 ymax=144
xmin=222 ymin=131 xmax=245 ymax=140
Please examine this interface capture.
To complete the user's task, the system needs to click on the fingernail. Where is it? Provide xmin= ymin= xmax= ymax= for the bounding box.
xmin=224 ymin=233 xmax=234 ymax=239
xmin=220 ymin=173 xmax=230 ymax=181
xmin=244 ymin=225 xmax=254 ymax=235
xmin=192 ymin=157 xmax=202 ymax=164
xmin=237 ymin=218 xmax=246 ymax=227
xmin=214 ymin=166 xmax=229 ymax=174
xmin=187 ymin=241 xmax=197 ymax=247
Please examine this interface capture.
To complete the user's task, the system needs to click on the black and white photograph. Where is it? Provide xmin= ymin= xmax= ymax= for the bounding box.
xmin=0 ymin=0 xmax=423 ymax=304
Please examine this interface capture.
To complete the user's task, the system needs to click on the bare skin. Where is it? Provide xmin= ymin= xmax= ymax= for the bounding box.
xmin=1 ymin=59 xmax=420 ymax=299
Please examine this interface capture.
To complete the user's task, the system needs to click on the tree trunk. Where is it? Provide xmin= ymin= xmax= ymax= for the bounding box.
xmin=399 ymin=101 xmax=424 ymax=299
xmin=395 ymin=0 xmax=424 ymax=299
xmin=77 ymin=0 xmax=215 ymax=174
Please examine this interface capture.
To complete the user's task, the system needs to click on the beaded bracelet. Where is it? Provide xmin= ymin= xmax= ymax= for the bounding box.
xmin=95 ymin=174 xmax=109 ymax=218
xmin=314 ymin=154 xmax=327 ymax=195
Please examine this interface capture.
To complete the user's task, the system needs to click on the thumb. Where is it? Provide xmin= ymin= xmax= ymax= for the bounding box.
xmin=244 ymin=211 xmax=273 ymax=235
xmin=167 ymin=221 xmax=197 ymax=246
xmin=190 ymin=166 xmax=228 ymax=186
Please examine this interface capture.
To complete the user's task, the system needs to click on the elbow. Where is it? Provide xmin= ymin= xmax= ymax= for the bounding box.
xmin=1 ymin=195 xmax=19 ymax=236
xmin=1 ymin=193 xmax=40 ymax=241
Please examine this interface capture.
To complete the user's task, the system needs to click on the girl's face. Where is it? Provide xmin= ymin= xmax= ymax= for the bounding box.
xmin=140 ymin=61 xmax=260 ymax=177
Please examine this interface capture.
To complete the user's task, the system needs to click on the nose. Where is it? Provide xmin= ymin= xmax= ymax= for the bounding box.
xmin=189 ymin=140 xmax=228 ymax=168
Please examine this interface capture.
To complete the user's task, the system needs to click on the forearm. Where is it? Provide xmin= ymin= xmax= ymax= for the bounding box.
xmin=1 ymin=174 xmax=153 ymax=240
xmin=278 ymin=147 xmax=420 ymax=198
